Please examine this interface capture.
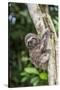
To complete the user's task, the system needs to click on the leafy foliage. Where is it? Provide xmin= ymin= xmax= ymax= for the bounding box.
xmin=8 ymin=3 xmax=58 ymax=87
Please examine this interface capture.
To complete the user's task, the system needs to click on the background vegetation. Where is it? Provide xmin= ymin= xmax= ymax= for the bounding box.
xmin=8 ymin=3 xmax=58 ymax=87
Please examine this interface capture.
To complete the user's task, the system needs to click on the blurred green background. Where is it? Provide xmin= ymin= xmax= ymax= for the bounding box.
xmin=8 ymin=3 xmax=58 ymax=87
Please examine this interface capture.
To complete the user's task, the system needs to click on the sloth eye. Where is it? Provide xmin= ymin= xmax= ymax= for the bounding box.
xmin=28 ymin=40 xmax=32 ymax=47
xmin=32 ymin=38 xmax=37 ymax=42
xmin=32 ymin=39 xmax=36 ymax=44
xmin=28 ymin=39 xmax=37 ymax=47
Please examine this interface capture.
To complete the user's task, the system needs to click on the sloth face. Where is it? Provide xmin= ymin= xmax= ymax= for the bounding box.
xmin=27 ymin=37 xmax=37 ymax=48
xmin=25 ymin=33 xmax=40 ymax=49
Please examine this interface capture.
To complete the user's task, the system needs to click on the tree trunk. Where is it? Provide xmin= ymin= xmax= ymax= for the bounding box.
xmin=26 ymin=4 xmax=58 ymax=85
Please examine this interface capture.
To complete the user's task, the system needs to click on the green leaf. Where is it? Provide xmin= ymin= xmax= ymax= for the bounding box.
xmin=21 ymin=51 xmax=26 ymax=55
xmin=24 ymin=67 xmax=39 ymax=75
xmin=33 ymin=80 xmax=39 ymax=86
xmin=21 ymin=77 xmax=28 ymax=82
xmin=30 ymin=77 xmax=39 ymax=84
xmin=20 ymin=10 xmax=28 ymax=17
xmin=39 ymin=72 xmax=48 ymax=80
xmin=53 ymin=19 xmax=58 ymax=25
xmin=21 ymin=56 xmax=29 ymax=62
xmin=20 ymin=72 xmax=27 ymax=76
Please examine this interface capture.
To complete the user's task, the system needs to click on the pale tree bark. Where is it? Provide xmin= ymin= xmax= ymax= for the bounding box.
xmin=26 ymin=4 xmax=58 ymax=85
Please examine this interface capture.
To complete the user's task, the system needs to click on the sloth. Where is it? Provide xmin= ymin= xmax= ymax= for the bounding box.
xmin=25 ymin=31 xmax=50 ymax=70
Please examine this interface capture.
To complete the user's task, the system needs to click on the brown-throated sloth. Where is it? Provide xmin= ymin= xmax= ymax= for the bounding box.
xmin=25 ymin=31 xmax=50 ymax=70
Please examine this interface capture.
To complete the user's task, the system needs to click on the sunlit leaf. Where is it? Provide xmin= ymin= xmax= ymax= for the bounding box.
xmin=39 ymin=72 xmax=48 ymax=80
xmin=24 ymin=67 xmax=39 ymax=75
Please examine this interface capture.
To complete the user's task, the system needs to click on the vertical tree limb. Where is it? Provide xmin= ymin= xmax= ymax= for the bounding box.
xmin=26 ymin=4 xmax=46 ymax=37
xmin=39 ymin=5 xmax=58 ymax=85
xmin=26 ymin=4 xmax=58 ymax=85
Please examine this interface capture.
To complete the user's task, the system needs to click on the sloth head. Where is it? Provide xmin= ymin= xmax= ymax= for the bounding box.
xmin=25 ymin=33 xmax=40 ymax=49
